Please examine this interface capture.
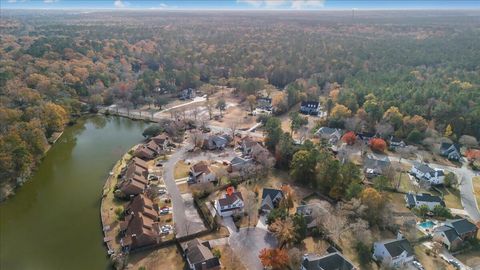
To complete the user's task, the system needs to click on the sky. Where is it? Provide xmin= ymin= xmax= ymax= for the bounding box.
xmin=2 ymin=0 xmax=480 ymax=10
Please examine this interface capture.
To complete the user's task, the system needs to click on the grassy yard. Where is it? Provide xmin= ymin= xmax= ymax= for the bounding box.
xmin=434 ymin=187 xmax=463 ymax=209
xmin=215 ymin=245 xmax=247 ymax=270
xmin=456 ymin=249 xmax=480 ymax=269
xmin=414 ymin=245 xmax=452 ymax=270
xmin=127 ymin=245 xmax=185 ymax=270
xmin=174 ymin=160 xmax=190 ymax=179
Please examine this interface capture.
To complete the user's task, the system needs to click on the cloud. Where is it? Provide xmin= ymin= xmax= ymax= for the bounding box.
xmin=237 ymin=0 xmax=263 ymax=7
xmin=8 ymin=0 xmax=17 ymax=3
xmin=43 ymin=0 xmax=58 ymax=3
xmin=291 ymin=0 xmax=326 ymax=9
xmin=114 ymin=0 xmax=125 ymax=8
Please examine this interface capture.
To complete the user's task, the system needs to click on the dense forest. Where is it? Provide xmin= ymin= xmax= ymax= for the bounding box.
xmin=1 ymin=10 xmax=479 ymax=199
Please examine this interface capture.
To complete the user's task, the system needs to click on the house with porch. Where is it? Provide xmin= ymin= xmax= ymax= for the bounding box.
xmin=440 ymin=143 xmax=461 ymax=161
xmin=203 ymin=134 xmax=230 ymax=150
xmin=228 ymin=156 xmax=252 ymax=172
xmin=363 ymin=154 xmax=391 ymax=179
xmin=405 ymin=192 xmax=445 ymax=210
xmin=410 ymin=162 xmax=445 ymax=185
xmin=215 ymin=190 xmax=244 ymax=217
xmin=389 ymin=136 xmax=406 ymax=149
xmin=300 ymin=101 xmax=320 ymax=115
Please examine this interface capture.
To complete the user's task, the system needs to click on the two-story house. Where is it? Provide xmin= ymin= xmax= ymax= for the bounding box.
xmin=433 ymin=218 xmax=478 ymax=251
xmin=184 ymin=238 xmax=221 ymax=270
xmin=300 ymin=101 xmax=320 ymax=115
xmin=363 ymin=154 xmax=391 ymax=179
xmin=440 ymin=143 xmax=461 ymax=161
xmin=189 ymin=161 xmax=217 ymax=184
xmin=215 ymin=189 xmax=244 ymax=217
xmin=315 ymin=127 xmax=343 ymax=145
xmin=405 ymin=192 xmax=446 ymax=210
xmin=259 ymin=188 xmax=283 ymax=213
xmin=372 ymin=232 xmax=415 ymax=268
xmin=410 ymin=162 xmax=445 ymax=185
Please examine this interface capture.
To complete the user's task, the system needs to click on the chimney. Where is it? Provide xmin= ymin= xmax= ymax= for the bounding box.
xmin=396 ymin=231 xmax=404 ymax=240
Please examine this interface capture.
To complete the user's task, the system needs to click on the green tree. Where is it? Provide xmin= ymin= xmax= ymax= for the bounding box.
xmin=373 ymin=176 xmax=390 ymax=191
xmin=265 ymin=117 xmax=282 ymax=151
xmin=289 ymin=112 xmax=308 ymax=135
xmin=290 ymin=149 xmax=318 ymax=185
xmin=216 ymin=98 xmax=226 ymax=116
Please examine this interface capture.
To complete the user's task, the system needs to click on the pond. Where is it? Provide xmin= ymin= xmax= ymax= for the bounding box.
xmin=0 ymin=116 xmax=149 ymax=270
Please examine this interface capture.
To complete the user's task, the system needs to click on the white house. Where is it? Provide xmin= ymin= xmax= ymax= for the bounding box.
xmin=410 ymin=162 xmax=445 ymax=185
xmin=315 ymin=127 xmax=343 ymax=145
xmin=189 ymin=161 xmax=216 ymax=184
xmin=405 ymin=192 xmax=446 ymax=210
xmin=215 ymin=191 xmax=244 ymax=217
xmin=372 ymin=233 xmax=415 ymax=268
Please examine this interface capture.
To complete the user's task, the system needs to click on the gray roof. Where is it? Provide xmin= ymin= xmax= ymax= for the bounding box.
xmin=317 ymin=127 xmax=340 ymax=136
xmin=447 ymin=219 xmax=478 ymax=236
xmin=382 ymin=239 xmax=414 ymax=258
xmin=364 ymin=156 xmax=391 ymax=170
xmin=261 ymin=188 xmax=283 ymax=201
xmin=414 ymin=193 xmax=446 ymax=206
xmin=230 ymin=156 xmax=249 ymax=165
xmin=405 ymin=193 xmax=416 ymax=207
xmin=302 ymin=252 xmax=355 ymax=270
xmin=413 ymin=162 xmax=436 ymax=174
xmin=434 ymin=225 xmax=461 ymax=243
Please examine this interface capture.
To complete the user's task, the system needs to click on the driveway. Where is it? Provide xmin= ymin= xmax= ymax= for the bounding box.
xmin=163 ymin=144 xmax=208 ymax=237
xmin=222 ymin=217 xmax=277 ymax=270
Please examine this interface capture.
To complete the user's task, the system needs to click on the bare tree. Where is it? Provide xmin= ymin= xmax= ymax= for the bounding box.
xmin=191 ymin=106 xmax=200 ymax=122
xmin=190 ymin=131 xmax=204 ymax=149
xmin=375 ymin=122 xmax=394 ymax=138
xmin=244 ymin=190 xmax=258 ymax=230
xmin=349 ymin=219 xmax=372 ymax=246
xmin=323 ymin=213 xmax=347 ymax=244
xmin=288 ymin=248 xmax=303 ymax=270
xmin=229 ymin=121 xmax=239 ymax=142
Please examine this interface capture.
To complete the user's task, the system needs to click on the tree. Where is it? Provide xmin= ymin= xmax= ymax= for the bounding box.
xmin=341 ymin=131 xmax=356 ymax=145
xmin=383 ymin=106 xmax=403 ymax=129
xmin=154 ymin=96 xmax=168 ymax=110
xmin=459 ymin=135 xmax=478 ymax=148
xmin=142 ymin=125 xmax=163 ymax=138
xmin=346 ymin=182 xmax=363 ymax=200
xmin=269 ymin=218 xmax=296 ymax=248
xmin=330 ymin=104 xmax=352 ymax=120
xmin=88 ymin=94 xmax=103 ymax=112
xmin=323 ymin=211 xmax=347 ymax=244
xmin=375 ymin=122 xmax=394 ymax=138
xmin=290 ymin=150 xmax=318 ymax=184
xmin=292 ymin=214 xmax=307 ymax=243
xmin=407 ymin=129 xmax=423 ymax=143
xmin=444 ymin=124 xmax=454 ymax=138
xmin=259 ymin=248 xmax=289 ymax=270
xmin=369 ymin=138 xmax=387 ymax=153
xmin=279 ymin=185 xmax=295 ymax=211
xmin=360 ymin=188 xmax=385 ymax=224
xmin=432 ymin=205 xmax=453 ymax=218
xmin=247 ymin=95 xmax=256 ymax=113
xmin=41 ymin=102 xmax=68 ymax=137
xmin=373 ymin=176 xmax=390 ymax=191
xmin=289 ymin=111 xmax=307 ymax=135
xmin=325 ymin=98 xmax=334 ymax=118
xmin=216 ymin=98 xmax=226 ymax=117
xmin=444 ymin=172 xmax=457 ymax=188
xmin=415 ymin=205 xmax=430 ymax=218
xmin=265 ymin=117 xmax=282 ymax=151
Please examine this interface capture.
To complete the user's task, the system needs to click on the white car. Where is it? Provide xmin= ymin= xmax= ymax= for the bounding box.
xmin=412 ymin=261 xmax=425 ymax=270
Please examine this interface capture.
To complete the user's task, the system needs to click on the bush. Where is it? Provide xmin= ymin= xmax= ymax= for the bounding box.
xmin=432 ymin=205 xmax=453 ymax=219
xmin=212 ymin=248 xmax=221 ymax=258
xmin=407 ymin=129 xmax=424 ymax=143
xmin=115 ymin=207 xmax=124 ymax=220
xmin=266 ymin=208 xmax=287 ymax=225
xmin=142 ymin=125 xmax=163 ymax=138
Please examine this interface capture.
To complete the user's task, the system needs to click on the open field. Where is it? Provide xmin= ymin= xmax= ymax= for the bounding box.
xmin=174 ymin=161 xmax=190 ymax=179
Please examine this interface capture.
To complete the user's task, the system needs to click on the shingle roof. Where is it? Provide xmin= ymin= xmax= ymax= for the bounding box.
xmin=218 ymin=192 xmax=243 ymax=208
xmin=447 ymin=219 xmax=478 ymax=236
xmin=435 ymin=225 xmax=461 ymax=243
xmin=317 ymin=127 xmax=340 ymax=136
xmin=261 ymin=188 xmax=283 ymax=201
xmin=192 ymin=161 xmax=211 ymax=174
xmin=382 ymin=239 xmax=414 ymax=258
xmin=301 ymin=101 xmax=319 ymax=108
xmin=415 ymin=193 xmax=445 ymax=206
xmin=364 ymin=156 xmax=391 ymax=170
xmin=302 ymin=252 xmax=355 ymax=270
xmin=413 ymin=162 xmax=436 ymax=174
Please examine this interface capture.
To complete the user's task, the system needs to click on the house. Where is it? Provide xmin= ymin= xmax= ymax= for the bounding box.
xmin=357 ymin=132 xmax=376 ymax=142
xmin=118 ymin=176 xmax=148 ymax=197
xmin=372 ymin=233 xmax=415 ymax=268
xmin=131 ymin=157 xmax=149 ymax=170
xmin=300 ymin=101 xmax=320 ymax=115
xmin=363 ymin=154 xmax=391 ymax=178
xmin=315 ymin=127 xmax=343 ymax=144
xmin=151 ymin=133 xmax=170 ymax=150
xmin=440 ymin=143 xmax=461 ymax=161
xmin=189 ymin=161 xmax=216 ymax=184
xmin=410 ymin=162 xmax=445 ymax=185
xmin=179 ymin=88 xmax=196 ymax=100
xmin=257 ymin=97 xmax=273 ymax=111
xmin=389 ymin=136 xmax=406 ymax=149
xmin=238 ymin=136 xmax=260 ymax=155
xmin=125 ymin=194 xmax=159 ymax=221
xmin=215 ymin=190 xmax=244 ymax=217
xmin=296 ymin=204 xmax=319 ymax=230
xmin=405 ymin=192 xmax=446 ymax=210
xmin=259 ymin=188 xmax=283 ymax=213
xmin=301 ymin=252 xmax=356 ymax=270
xmin=228 ymin=156 xmax=252 ymax=172
xmin=134 ymin=144 xmax=157 ymax=160
xmin=184 ymin=238 xmax=221 ymax=270
xmin=203 ymin=134 xmax=230 ymax=150
xmin=433 ymin=218 xmax=478 ymax=251
xmin=120 ymin=212 xmax=162 ymax=250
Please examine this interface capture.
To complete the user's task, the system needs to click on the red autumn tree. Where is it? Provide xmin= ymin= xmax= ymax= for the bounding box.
xmin=342 ymin=131 xmax=356 ymax=145
xmin=259 ymin=248 xmax=289 ymax=270
xmin=369 ymin=138 xmax=387 ymax=153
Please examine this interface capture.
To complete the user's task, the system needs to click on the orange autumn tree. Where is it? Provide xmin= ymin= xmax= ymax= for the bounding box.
xmin=369 ymin=138 xmax=387 ymax=153
xmin=259 ymin=248 xmax=289 ymax=270
xmin=342 ymin=131 xmax=356 ymax=145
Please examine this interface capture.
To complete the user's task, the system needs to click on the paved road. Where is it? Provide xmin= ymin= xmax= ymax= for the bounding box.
xmin=162 ymin=144 xmax=207 ymax=237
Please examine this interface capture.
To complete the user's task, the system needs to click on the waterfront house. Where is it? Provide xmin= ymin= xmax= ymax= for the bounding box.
xmin=300 ymin=101 xmax=320 ymax=115
xmin=301 ymin=252 xmax=356 ymax=270
xmin=372 ymin=232 xmax=414 ymax=268
xmin=184 ymin=238 xmax=221 ymax=270
xmin=215 ymin=190 xmax=244 ymax=217
xmin=363 ymin=154 xmax=391 ymax=179
xmin=151 ymin=133 xmax=170 ymax=151
xmin=189 ymin=161 xmax=217 ymax=184
xmin=315 ymin=127 xmax=343 ymax=145
xmin=131 ymin=157 xmax=149 ymax=170
xmin=259 ymin=188 xmax=283 ymax=213
xmin=433 ymin=218 xmax=478 ymax=251
xmin=125 ymin=194 xmax=159 ymax=221
xmin=405 ymin=192 xmax=446 ymax=210
xmin=440 ymin=143 xmax=461 ymax=161
xmin=410 ymin=162 xmax=445 ymax=185
xmin=120 ymin=212 xmax=162 ymax=250
xmin=119 ymin=176 xmax=148 ymax=197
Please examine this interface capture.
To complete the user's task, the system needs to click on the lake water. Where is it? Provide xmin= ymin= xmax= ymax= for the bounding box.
xmin=0 ymin=116 xmax=149 ymax=270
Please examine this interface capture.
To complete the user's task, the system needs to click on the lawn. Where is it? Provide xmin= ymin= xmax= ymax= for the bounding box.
xmin=127 ymin=245 xmax=185 ymax=270
xmin=456 ymin=249 xmax=480 ymax=269
xmin=174 ymin=160 xmax=190 ymax=179
xmin=434 ymin=187 xmax=463 ymax=209
xmin=414 ymin=245 xmax=451 ymax=270
xmin=215 ymin=245 xmax=247 ymax=270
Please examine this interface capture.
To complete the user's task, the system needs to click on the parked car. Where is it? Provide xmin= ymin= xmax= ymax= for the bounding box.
xmin=160 ymin=207 xmax=170 ymax=215
xmin=448 ymin=259 xmax=461 ymax=269
xmin=412 ymin=260 xmax=425 ymax=270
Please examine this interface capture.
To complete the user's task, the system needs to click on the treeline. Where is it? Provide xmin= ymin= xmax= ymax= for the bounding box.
xmin=1 ymin=11 xmax=479 ymax=198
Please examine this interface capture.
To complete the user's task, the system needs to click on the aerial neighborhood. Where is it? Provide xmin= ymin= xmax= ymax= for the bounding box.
xmin=95 ymin=82 xmax=479 ymax=270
